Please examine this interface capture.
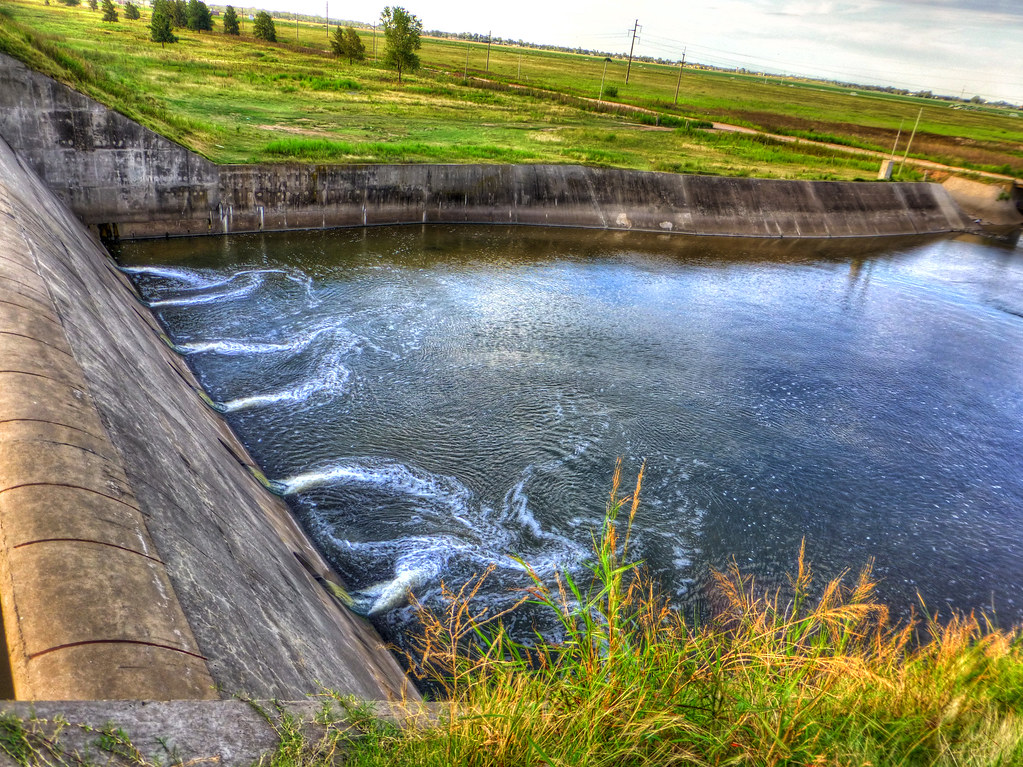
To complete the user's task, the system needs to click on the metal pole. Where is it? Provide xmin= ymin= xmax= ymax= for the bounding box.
xmin=898 ymin=108 xmax=923 ymax=177
xmin=625 ymin=19 xmax=640 ymax=85
xmin=598 ymin=57 xmax=609 ymax=103
xmin=889 ymin=120 xmax=904 ymax=161
xmin=464 ymin=40 xmax=470 ymax=80
xmin=673 ymin=49 xmax=685 ymax=104
xmin=486 ymin=30 xmax=492 ymax=73
xmin=517 ymin=52 xmax=521 ymax=79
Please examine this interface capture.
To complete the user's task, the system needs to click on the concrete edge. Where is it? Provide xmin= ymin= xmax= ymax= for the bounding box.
xmin=0 ymin=699 xmax=438 ymax=767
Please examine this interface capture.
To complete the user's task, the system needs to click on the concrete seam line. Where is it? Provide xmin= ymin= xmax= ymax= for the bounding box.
xmin=12 ymin=538 xmax=165 ymax=564
xmin=0 ymin=368 xmax=83 ymax=383
xmin=27 ymin=639 xmax=210 ymax=662
xmin=0 ymin=483 xmax=142 ymax=512
xmin=0 ymin=275 xmax=50 ymax=302
xmin=0 ymin=297 xmax=62 ymax=319
xmin=0 ymin=418 xmax=105 ymax=442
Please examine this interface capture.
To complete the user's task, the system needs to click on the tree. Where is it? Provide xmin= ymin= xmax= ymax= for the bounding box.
xmin=330 ymin=25 xmax=366 ymax=65
xmin=124 ymin=2 xmax=140 ymax=20
xmin=172 ymin=0 xmax=188 ymax=28
xmin=222 ymin=5 xmax=239 ymax=35
xmin=100 ymin=0 xmax=118 ymax=22
xmin=187 ymin=0 xmax=213 ymax=32
xmin=150 ymin=7 xmax=178 ymax=46
xmin=88 ymin=0 xmax=97 ymax=10
xmin=253 ymin=10 xmax=276 ymax=42
xmin=380 ymin=6 xmax=422 ymax=84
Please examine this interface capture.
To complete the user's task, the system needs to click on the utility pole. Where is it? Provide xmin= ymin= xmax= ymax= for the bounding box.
xmin=673 ymin=48 xmax=686 ymax=104
xmin=898 ymin=108 xmax=923 ymax=177
xmin=625 ymin=19 xmax=641 ymax=85
xmin=464 ymin=39 xmax=470 ymax=80
xmin=486 ymin=30 xmax=492 ymax=73
xmin=598 ymin=56 xmax=611 ymax=103
xmin=372 ymin=24 xmax=377 ymax=61
xmin=517 ymin=51 xmax=522 ymax=79
xmin=889 ymin=119 xmax=904 ymax=161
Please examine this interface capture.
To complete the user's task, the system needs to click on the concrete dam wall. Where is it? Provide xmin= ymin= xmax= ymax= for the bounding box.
xmin=0 ymin=53 xmax=971 ymax=241
xmin=0 ymin=135 xmax=415 ymax=702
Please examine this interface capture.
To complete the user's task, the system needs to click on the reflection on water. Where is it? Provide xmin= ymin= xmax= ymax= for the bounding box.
xmin=118 ymin=226 xmax=1023 ymax=641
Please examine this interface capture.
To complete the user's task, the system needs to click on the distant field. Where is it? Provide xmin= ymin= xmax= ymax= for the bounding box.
xmin=1 ymin=0 xmax=1019 ymax=180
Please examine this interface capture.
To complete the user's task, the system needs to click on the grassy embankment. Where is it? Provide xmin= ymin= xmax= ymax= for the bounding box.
xmin=1 ymin=0 xmax=1020 ymax=180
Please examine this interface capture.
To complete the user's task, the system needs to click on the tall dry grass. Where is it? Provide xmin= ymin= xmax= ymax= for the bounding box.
xmin=308 ymin=462 xmax=1023 ymax=765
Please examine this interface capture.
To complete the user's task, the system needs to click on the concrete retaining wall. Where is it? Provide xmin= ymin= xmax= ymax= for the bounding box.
xmin=0 ymin=136 xmax=416 ymax=702
xmin=0 ymin=53 xmax=971 ymax=241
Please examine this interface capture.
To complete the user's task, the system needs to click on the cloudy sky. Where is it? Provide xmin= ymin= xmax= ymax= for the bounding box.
xmin=256 ymin=1 xmax=1021 ymax=104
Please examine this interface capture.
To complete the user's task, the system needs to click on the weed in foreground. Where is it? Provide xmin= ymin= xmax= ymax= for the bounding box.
xmin=334 ymin=461 xmax=1023 ymax=767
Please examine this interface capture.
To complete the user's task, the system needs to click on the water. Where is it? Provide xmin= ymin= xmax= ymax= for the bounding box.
xmin=118 ymin=226 xmax=1023 ymax=640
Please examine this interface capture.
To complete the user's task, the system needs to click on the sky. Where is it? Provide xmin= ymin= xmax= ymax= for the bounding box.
xmin=248 ymin=1 xmax=1022 ymax=104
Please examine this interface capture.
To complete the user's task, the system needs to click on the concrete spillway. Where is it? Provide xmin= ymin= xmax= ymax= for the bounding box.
xmin=0 ymin=135 xmax=415 ymax=701
xmin=0 ymin=50 xmax=976 ymax=702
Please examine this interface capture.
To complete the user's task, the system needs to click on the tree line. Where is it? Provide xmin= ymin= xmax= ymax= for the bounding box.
xmin=149 ymin=1 xmax=420 ymax=83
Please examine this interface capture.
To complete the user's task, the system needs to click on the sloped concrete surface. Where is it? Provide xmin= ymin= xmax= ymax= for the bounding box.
xmin=0 ymin=136 xmax=417 ymax=702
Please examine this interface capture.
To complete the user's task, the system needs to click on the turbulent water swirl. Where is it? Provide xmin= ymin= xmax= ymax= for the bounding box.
xmin=119 ymin=226 xmax=1023 ymax=643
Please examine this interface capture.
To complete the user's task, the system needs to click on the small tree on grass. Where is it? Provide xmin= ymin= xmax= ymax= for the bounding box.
xmin=59 ymin=0 xmax=81 ymax=7
xmin=88 ymin=0 xmax=97 ymax=10
xmin=253 ymin=11 xmax=276 ymax=42
xmin=186 ymin=0 xmax=213 ymax=32
xmin=330 ymin=25 xmax=366 ymax=65
xmin=380 ymin=6 xmax=421 ymax=84
xmin=124 ymin=2 xmax=140 ymax=20
xmin=100 ymin=0 xmax=118 ymax=22
xmin=151 ymin=7 xmax=178 ymax=46
xmin=222 ymin=5 xmax=240 ymax=35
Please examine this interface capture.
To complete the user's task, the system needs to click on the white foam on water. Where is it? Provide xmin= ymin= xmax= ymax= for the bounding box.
xmin=147 ymin=274 xmax=262 ymax=307
xmin=138 ymin=267 xmax=316 ymax=308
xmin=120 ymin=265 xmax=219 ymax=287
xmin=219 ymin=360 xmax=351 ymax=412
xmin=354 ymin=562 xmax=443 ymax=616
xmin=176 ymin=339 xmax=302 ymax=355
xmin=278 ymin=458 xmax=473 ymax=511
xmin=176 ymin=323 xmax=336 ymax=356
xmin=282 ymin=456 xmax=597 ymax=616
xmin=502 ymin=467 xmax=545 ymax=539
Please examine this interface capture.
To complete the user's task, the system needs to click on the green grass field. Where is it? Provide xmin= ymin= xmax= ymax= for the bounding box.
xmin=2 ymin=0 xmax=1020 ymax=180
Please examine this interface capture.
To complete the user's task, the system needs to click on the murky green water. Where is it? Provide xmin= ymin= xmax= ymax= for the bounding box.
xmin=119 ymin=226 xmax=1023 ymax=640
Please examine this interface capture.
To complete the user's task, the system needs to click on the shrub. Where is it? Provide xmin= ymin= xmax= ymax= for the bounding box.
xmin=253 ymin=10 xmax=276 ymax=43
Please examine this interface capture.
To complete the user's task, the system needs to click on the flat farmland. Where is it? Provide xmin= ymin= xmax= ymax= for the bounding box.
xmin=1 ymin=0 xmax=1019 ymax=179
